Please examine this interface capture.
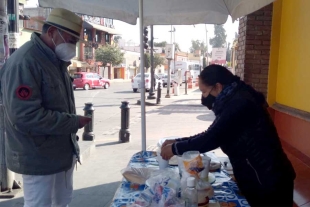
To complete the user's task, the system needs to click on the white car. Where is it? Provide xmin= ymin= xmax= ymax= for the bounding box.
xmin=131 ymin=73 xmax=163 ymax=92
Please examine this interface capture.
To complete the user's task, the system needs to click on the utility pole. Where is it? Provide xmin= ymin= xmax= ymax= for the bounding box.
xmin=173 ymin=27 xmax=176 ymax=74
xmin=0 ymin=0 xmax=22 ymax=198
xmin=147 ymin=25 xmax=155 ymax=100
xmin=205 ymin=24 xmax=209 ymax=65
xmin=166 ymin=25 xmax=175 ymax=98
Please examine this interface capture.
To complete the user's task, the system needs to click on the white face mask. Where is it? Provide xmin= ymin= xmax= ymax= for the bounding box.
xmin=52 ymin=29 xmax=76 ymax=62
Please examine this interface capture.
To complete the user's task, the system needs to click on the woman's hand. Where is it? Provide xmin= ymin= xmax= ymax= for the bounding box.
xmin=161 ymin=139 xmax=176 ymax=148
xmin=160 ymin=144 xmax=174 ymax=160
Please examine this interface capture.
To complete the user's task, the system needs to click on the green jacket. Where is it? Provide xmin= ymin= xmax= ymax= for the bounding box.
xmin=0 ymin=33 xmax=80 ymax=175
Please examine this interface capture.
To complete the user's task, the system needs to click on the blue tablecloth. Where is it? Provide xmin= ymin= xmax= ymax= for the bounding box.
xmin=111 ymin=151 xmax=249 ymax=207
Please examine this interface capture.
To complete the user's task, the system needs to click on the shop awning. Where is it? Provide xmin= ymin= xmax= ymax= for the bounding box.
xmin=83 ymin=21 xmax=122 ymax=35
xmin=70 ymin=60 xmax=90 ymax=68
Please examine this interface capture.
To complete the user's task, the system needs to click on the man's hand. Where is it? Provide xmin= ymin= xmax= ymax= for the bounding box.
xmin=160 ymin=144 xmax=174 ymax=160
xmin=162 ymin=139 xmax=176 ymax=148
xmin=78 ymin=116 xmax=92 ymax=128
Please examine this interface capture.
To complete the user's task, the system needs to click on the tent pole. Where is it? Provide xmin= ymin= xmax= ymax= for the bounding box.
xmin=139 ymin=0 xmax=146 ymax=151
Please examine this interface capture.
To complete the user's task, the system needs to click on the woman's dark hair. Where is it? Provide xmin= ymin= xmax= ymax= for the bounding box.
xmin=199 ymin=64 xmax=238 ymax=86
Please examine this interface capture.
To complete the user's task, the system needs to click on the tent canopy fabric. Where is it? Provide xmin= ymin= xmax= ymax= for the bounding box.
xmin=83 ymin=21 xmax=122 ymax=35
xmin=38 ymin=0 xmax=275 ymax=26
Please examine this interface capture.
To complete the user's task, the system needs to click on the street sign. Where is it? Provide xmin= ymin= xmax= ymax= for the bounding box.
xmin=165 ymin=44 xmax=175 ymax=60
xmin=211 ymin=48 xmax=227 ymax=64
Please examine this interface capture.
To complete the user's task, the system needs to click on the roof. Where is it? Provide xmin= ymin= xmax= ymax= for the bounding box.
xmin=83 ymin=21 xmax=122 ymax=35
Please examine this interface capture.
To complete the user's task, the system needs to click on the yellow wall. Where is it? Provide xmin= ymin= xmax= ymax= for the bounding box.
xmin=271 ymin=0 xmax=310 ymax=112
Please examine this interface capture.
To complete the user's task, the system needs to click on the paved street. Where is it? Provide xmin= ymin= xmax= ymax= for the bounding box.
xmin=74 ymin=82 xmax=144 ymax=142
xmin=0 ymin=81 xmax=220 ymax=207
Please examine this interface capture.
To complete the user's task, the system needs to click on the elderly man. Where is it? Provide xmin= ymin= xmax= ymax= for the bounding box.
xmin=0 ymin=8 xmax=91 ymax=207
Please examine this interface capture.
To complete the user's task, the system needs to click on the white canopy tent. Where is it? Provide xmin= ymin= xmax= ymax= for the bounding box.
xmin=38 ymin=0 xmax=275 ymax=151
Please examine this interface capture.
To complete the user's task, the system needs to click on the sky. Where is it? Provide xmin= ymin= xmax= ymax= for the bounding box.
xmin=26 ymin=0 xmax=239 ymax=53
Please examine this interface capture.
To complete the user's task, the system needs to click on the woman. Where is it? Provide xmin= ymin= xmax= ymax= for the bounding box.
xmin=161 ymin=65 xmax=295 ymax=206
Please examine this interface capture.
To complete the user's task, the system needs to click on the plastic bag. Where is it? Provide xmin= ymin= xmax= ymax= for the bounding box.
xmin=129 ymin=169 xmax=183 ymax=207
xmin=147 ymin=168 xmax=180 ymax=193
xmin=122 ymin=167 xmax=159 ymax=185
xmin=182 ymin=151 xmax=204 ymax=177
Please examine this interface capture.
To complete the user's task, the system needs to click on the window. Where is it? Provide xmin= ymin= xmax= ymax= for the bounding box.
xmin=84 ymin=46 xmax=93 ymax=60
xmin=96 ymin=31 xmax=101 ymax=43
xmin=194 ymin=64 xmax=200 ymax=71
xmin=73 ymin=74 xmax=83 ymax=79
xmin=84 ymin=29 xmax=92 ymax=41
xmin=105 ymin=33 xmax=110 ymax=44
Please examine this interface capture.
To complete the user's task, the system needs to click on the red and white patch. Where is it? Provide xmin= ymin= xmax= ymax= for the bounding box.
xmin=16 ymin=85 xmax=32 ymax=100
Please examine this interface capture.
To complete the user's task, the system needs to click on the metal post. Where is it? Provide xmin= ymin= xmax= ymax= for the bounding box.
xmin=156 ymin=82 xmax=161 ymax=104
xmin=205 ymin=24 xmax=208 ymax=65
xmin=0 ymin=0 xmax=22 ymax=198
xmin=8 ymin=0 xmax=19 ymax=54
xmin=139 ymin=0 xmax=146 ymax=151
xmin=147 ymin=25 xmax=155 ymax=100
xmin=82 ymin=103 xmax=95 ymax=141
xmin=0 ymin=0 xmax=8 ymax=194
xmin=165 ymin=59 xmax=171 ymax=98
xmin=119 ymin=101 xmax=130 ymax=142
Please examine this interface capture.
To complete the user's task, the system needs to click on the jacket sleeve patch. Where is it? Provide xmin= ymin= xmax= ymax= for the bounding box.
xmin=16 ymin=85 xmax=32 ymax=100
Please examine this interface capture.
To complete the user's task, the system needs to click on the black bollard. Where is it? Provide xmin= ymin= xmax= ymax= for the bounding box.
xmin=119 ymin=101 xmax=130 ymax=143
xmin=156 ymin=82 xmax=162 ymax=104
xmin=82 ymin=102 xmax=95 ymax=141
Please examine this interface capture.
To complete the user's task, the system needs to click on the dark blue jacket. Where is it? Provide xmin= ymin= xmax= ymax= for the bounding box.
xmin=172 ymin=83 xmax=295 ymax=195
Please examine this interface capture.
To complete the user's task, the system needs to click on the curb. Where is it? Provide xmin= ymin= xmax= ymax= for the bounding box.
xmin=110 ymin=79 xmax=131 ymax=83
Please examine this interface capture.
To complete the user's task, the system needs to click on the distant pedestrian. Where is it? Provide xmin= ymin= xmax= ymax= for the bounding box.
xmin=160 ymin=65 xmax=296 ymax=207
xmin=0 ymin=8 xmax=91 ymax=207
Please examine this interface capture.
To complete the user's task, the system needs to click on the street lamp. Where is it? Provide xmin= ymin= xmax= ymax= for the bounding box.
xmin=169 ymin=26 xmax=176 ymax=74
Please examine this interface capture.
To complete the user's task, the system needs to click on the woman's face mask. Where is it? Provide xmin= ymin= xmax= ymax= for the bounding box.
xmin=52 ymin=29 xmax=76 ymax=62
xmin=201 ymin=86 xmax=216 ymax=110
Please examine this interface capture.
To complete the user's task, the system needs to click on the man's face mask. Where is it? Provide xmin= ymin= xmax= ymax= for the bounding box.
xmin=52 ymin=29 xmax=76 ymax=62
xmin=201 ymin=87 xmax=216 ymax=110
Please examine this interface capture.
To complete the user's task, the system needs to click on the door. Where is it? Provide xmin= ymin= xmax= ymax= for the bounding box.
xmin=93 ymin=74 xmax=100 ymax=87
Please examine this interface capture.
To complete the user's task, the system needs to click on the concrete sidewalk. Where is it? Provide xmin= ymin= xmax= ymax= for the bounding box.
xmin=0 ymin=87 xmax=222 ymax=207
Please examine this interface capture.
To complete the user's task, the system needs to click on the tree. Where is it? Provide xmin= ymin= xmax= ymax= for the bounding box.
xmin=154 ymin=54 xmax=165 ymax=68
xmin=144 ymin=53 xmax=151 ymax=71
xmin=202 ymin=57 xmax=207 ymax=68
xmin=174 ymin=42 xmax=181 ymax=52
xmin=154 ymin=41 xmax=167 ymax=47
xmin=95 ymin=44 xmax=124 ymax=77
xmin=113 ymin=36 xmax=122 ymax=44
xmin=226 ymin=42 xmax=231 ymax=62
xmin=189 ymin=40 xmax=207 ymax=56
xmin=209 ymin=25 xmax=227 ymax=48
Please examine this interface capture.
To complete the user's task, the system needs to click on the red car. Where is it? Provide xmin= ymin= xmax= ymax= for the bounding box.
xmin=72 ymin=72 xmax=110 ymax=90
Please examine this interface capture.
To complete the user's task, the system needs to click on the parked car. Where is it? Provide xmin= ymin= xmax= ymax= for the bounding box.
xmin=72 ymin=72 xmax=110 ymax=90
xmin=162 ymin=74 xmax=181 ymax=87
xmin=131 ymin=73 xmax=162 ymax=92
xmin=156 ymin=73 xmax=166 ymax=79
